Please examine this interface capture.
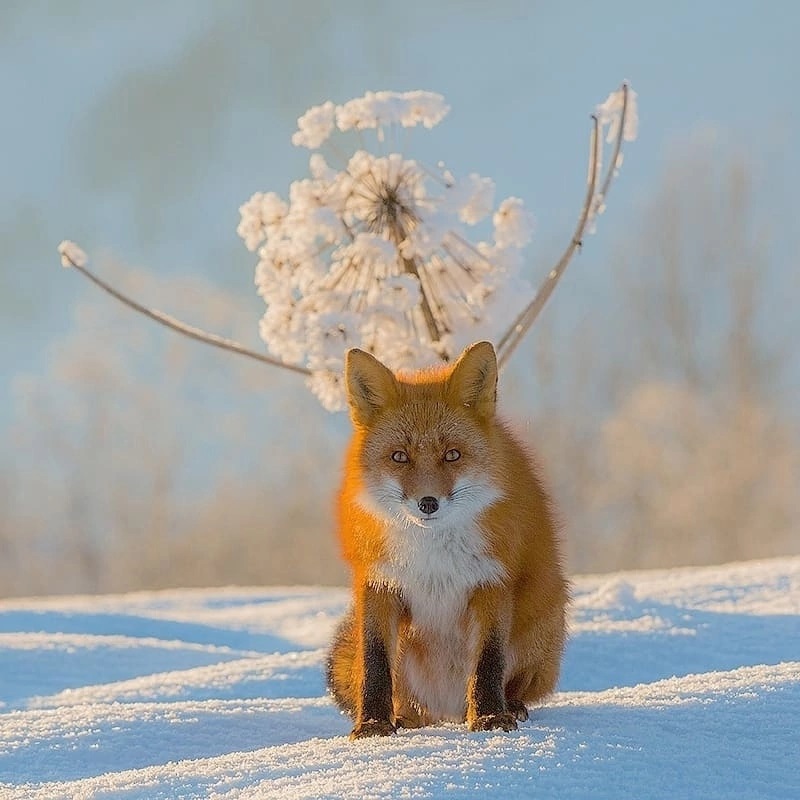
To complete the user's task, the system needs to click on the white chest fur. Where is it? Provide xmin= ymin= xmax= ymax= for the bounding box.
xmin=371 ymin=520 xmax=506 ymax=631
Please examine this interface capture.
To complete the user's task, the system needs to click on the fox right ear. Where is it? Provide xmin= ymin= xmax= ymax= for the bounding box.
xmin=446 ymin=340 xmax=498 ymax=420
xmin=345 ymin=348 xmax=399 ymax=426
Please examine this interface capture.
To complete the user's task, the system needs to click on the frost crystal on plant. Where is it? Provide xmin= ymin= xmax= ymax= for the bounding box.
xmin=58 ymin=240 xmax=88 ymax=268
xmin=238 ymin=89 xmax=537 ymax=410
xmin=596 ymin=85 xmax=639 ymax=144
xmin=292 ymin=101 xmax=336 ymax=149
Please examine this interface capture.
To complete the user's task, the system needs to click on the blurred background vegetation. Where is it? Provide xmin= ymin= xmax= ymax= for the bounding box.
xmin=2 ymin=1 xmax=798 ymax=596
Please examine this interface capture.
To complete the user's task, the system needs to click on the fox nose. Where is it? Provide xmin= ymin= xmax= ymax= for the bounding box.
xmin=418 ymin=496 xmax=439 ymax=515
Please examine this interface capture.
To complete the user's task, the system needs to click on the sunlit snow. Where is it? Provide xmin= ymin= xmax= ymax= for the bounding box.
xmin=2 ymin=557 xmax=797 ymax=799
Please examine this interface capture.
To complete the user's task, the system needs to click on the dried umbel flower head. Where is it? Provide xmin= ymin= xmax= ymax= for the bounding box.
xmin=238 ymin=90 xmax=537 ymax=410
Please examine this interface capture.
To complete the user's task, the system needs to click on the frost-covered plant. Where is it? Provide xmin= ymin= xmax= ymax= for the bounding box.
xmin=237 ymin=90 xmax=542 ymax=410
xmin=59 ymin=85 xmax=637 ymax=412
xmin=237 ymin=87 xmax=636 ymax=410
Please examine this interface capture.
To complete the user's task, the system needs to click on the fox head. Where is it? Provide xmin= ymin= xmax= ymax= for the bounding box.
xmin=344 ymin=341 xmax=502 ymax=529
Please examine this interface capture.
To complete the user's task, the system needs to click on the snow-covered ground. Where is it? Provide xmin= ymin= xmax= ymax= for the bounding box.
xmin=1 ymin=557 xmax=798 ymax=799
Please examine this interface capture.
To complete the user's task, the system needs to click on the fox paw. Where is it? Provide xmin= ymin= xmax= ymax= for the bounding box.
xmin=349 ymin=719 xmax=397 ymax=739
xmin=469 ymin=712 xmax=518 ymax=732
xmin=507 ymin=700 xmax=529 ymax=722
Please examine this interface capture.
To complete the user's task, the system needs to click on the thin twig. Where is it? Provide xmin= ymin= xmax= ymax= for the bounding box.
xmin=496 ymin=84 xmax=629 ymax=370
xmin=401 ymin=253 xmax=442 ymax=343
xmin=496 ymin=116 xmax=601 ymax=368
xmin=597 ymin=83 xmax=629 ymax=202
xmin=63 ymin=256 xmax=312 ymax=376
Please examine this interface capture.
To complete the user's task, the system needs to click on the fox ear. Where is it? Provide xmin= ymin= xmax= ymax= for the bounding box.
xmin=345 ymin=348 xmax=399 ymax=426
xmin=446 ymin=341 xmax=498 ymax=419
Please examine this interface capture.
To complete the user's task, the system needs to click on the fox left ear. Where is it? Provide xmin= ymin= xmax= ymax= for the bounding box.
xmin=446 ymin=341 xmax=498 ymax=419
xmin=345 ymin=348 xmax=400 ymax=427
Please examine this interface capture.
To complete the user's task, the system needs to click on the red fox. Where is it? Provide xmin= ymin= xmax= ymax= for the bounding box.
xmin=327 ymin=341 xmax=568 ymax=738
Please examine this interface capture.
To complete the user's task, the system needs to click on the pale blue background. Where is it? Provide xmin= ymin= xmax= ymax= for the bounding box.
xmin=1 ymin=2 xmax=797 ymax=584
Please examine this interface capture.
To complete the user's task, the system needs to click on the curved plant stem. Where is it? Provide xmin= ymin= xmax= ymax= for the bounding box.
xmin=496 ymin=83 xmax=630 ymax=370
xmin=63 ymin=257 xmax=312 ymax=376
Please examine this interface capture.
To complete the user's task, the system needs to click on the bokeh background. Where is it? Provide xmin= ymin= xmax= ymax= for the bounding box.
xmin=2 ymin=1 xmax=798 ymax=596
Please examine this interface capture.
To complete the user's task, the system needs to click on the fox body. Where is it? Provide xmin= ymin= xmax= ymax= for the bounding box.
xmin=327 ymin=341 xmax=568 ymax=738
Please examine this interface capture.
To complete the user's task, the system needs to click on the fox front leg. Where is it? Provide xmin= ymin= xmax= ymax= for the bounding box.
xmin=467 ymin=633 xmax=518 ymax=732
xmin=350 ymin=588 xmax=396 ymax=739
xmin=465 ymin=586 xmax=518 ymax=732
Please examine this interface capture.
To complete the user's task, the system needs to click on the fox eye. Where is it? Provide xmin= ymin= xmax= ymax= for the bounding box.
xmin=444 ymin=448 xmax=461 ymax=462
xmin=391 ymin=450 xmax=409 ymax=463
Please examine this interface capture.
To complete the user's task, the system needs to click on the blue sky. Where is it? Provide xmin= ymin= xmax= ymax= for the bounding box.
xmin=2 ymin=0 xmax=798 ymax=435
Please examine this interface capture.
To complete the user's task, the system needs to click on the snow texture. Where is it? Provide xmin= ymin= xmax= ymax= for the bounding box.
xmin=1 ymin=558 xmax=798 ymax=799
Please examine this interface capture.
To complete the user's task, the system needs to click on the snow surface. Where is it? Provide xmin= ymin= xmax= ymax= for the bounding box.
xmin=1 ymin=558 xmax=799 ymax=799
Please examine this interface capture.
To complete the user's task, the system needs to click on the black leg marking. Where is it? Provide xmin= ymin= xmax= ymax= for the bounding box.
xmin=470 ymin=634 xmax=517 ymax=732
xmin=473 ymin=634 xmax=506 ymax=716
xmin=351 ymin=629 xmax=396 ymax=739
xmin=362 ymin=632 xmax=393 ymax=722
